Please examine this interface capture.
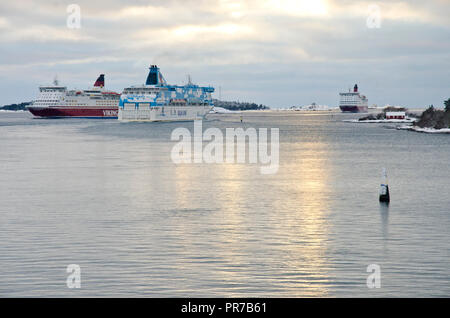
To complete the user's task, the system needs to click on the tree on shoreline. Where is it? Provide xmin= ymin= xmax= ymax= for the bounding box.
xmin=445 ymin=98 xmax=450 ymax=112
xmin=213 ymin=99 xmax=270 ymax=111
xmin=416 ymin=103 xmax=450 ymax=129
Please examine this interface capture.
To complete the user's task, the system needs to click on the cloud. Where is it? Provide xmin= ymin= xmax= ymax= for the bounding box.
xmin=264 ymin=0 xmax=329 ymax=17
xmin=0 ymin=24 xmax=93 ymax=42
xmin=0 ymin=0 xmax=449 ymax=108
xmin=0 ymin=17 xmax=9 ymax=28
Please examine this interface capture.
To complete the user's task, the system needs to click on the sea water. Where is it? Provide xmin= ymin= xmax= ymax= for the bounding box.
xmin=0 ymin=111 xmax=449 ymax=297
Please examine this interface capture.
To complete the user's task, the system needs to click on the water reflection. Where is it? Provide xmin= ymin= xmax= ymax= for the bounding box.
xmin=174 ymin=163 xmax=197 ymax=209
xmin=379 ymin=202 xmax=390 ymax=241
xmin=272 ymin=141 xmax=332 ymax=296
xmin=2 ymin=112 xmax=449 ymax=297
xmin=210 ymin=163 xmax=251 ymax=296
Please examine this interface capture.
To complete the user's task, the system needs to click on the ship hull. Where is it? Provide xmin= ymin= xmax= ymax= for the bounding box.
xmin=339 ymin=105 xmax=368 ymax=113
xmin=119 ymin=105 xmax=212 ymax=122
xmin=27 ymin=106 xmax=118 ymax=118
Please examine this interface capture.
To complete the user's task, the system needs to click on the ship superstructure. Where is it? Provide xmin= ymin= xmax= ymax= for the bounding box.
xmin=118 ymin=65 xmax=214 ymax=122
xmin=27 ymin=75 xmax=120 ymax=118
xmin=339 ymin=84 xmax=368 ymax=113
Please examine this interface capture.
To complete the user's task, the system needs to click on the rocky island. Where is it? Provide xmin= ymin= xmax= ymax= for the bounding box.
xmin=398 ymin=99 xmax=450 ymax=133
xmin=344 ymin=106 xmax=418 ymax=123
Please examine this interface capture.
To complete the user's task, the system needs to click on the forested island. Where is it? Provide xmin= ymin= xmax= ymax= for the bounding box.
xmin=414 ymin=99 xmax=450 ymax=129
xmin=213 ymin=99 xmax=269 ymax=111
xmin=0 ymin=102 xmax=31 ymax=111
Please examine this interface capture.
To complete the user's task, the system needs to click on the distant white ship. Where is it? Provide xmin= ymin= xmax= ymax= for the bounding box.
xmin=291 ymin=102 xmax=331 ymax=111
xmin=339 ymin=84 xmax=368 ymax=113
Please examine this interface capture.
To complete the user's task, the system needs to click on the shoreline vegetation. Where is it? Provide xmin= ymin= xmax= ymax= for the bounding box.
xmin=399 ymin=99 xmax=450 ymax=134
xmin=414 ymin=103 xmax=450 ymax=130
xmin=0 ymin=102 xmax=31 ymax=111
xmin=212 ymin=99 xmax=270 ymax=111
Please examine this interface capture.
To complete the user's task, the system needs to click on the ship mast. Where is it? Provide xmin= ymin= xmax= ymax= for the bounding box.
xmin=187 ymin=74 xmax=193 ymax=86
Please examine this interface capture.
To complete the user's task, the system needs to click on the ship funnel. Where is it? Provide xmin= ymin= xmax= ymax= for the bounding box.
xmin=94 ymin=74 xmax=105 ymax=88
xmin=146 ymin=65 xmax=167 ymax=86
xmin=354 ymin=84 xmax=358 ymax=93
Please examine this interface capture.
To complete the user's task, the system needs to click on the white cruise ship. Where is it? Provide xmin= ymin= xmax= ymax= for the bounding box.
xmin=339 ymin=84 xmax=368 ymax=113
xmin=27 ymin=75 xmax=120 ymax=118
xmin=118 ymin=65 xmax=214 ymax=122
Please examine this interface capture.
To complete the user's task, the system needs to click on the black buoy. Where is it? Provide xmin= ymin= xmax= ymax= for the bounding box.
xmin=379 ymin=168 xmax=390 ymax=203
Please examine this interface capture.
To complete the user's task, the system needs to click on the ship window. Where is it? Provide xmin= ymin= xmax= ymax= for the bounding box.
xmin=139 ymin=103 xmax=150 ymax=109
xmin=124 ymin=103 xmax=135 ymax=110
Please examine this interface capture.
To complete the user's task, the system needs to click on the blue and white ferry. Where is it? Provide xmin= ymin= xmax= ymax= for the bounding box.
xmin=119 ymin=65 xmax=214 ymax=121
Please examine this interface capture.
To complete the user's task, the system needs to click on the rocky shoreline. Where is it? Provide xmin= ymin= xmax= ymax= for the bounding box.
xmin=397 ymin=125 xmax=450 ymax=134
xmin=343 ymin=118 xmax=415 ymax=123
xmin=344 ymin=101 xmax=450 ymax=134
xmin=399 ymin=101 xmax=450 ymax=133
xmin=343 ymin=106 xmax=418 ymax=123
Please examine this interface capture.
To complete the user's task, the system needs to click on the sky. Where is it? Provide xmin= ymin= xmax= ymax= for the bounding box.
xmin=0 ymin=0 xmax=449 ymax=108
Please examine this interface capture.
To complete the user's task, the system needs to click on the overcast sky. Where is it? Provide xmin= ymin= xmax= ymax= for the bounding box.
xmin=0 ymin=0 xmax=449 ymax=108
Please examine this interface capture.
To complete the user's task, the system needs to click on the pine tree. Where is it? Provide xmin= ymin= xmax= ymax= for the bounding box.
xmin=444 ymin=98 xmax=450 ymax=112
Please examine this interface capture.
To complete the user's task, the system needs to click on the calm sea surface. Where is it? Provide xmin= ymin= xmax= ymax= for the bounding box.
xmin=0 ymin=111 xmax=449 ymax=297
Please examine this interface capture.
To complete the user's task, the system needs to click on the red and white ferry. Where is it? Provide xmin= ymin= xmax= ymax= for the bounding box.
xmin=339 ymin=84 xmax=368 ymax=113
xmin=27 ymin=75 xmax=119 ymax=118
